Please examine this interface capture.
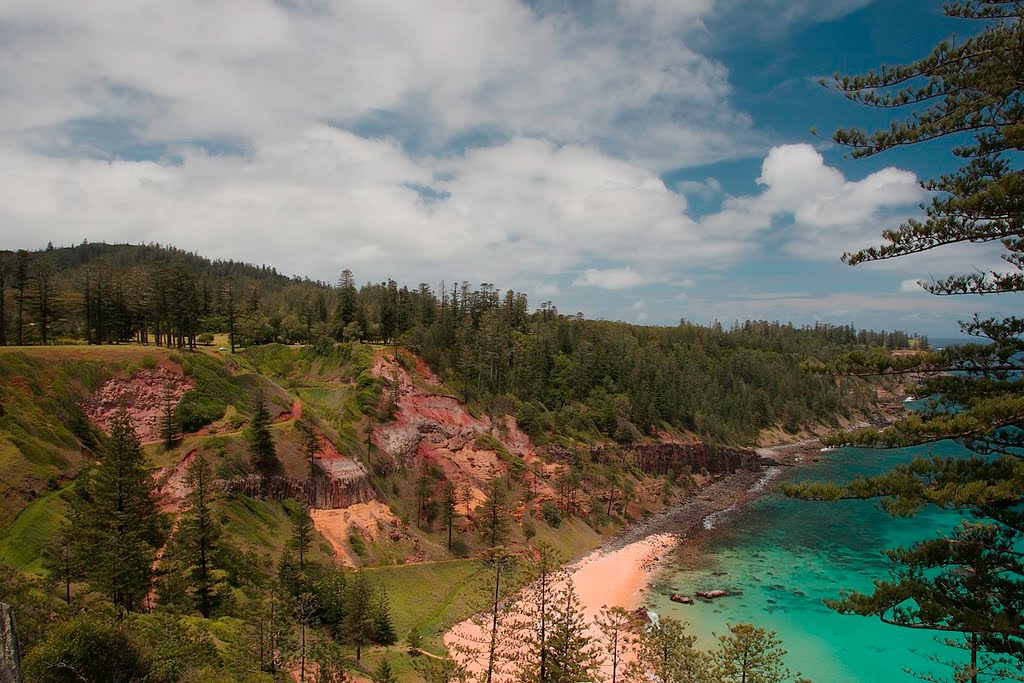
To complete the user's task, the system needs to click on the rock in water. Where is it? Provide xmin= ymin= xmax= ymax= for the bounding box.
xmin=695 ymin=589 xmax=729 ymax=599
xmin=669 ymin=593 xmax=694 ymax=604
xmin=0 ymin=603 xmax=23 ymax=683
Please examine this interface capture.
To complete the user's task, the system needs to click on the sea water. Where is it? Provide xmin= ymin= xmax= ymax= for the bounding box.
xmin=650 ymin=438 xmax=974 ymax=682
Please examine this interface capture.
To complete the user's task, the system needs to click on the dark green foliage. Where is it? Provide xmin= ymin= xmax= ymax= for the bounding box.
xmin=825 ymin=521 xmax=1024 ymax=680
xmin=797 ymin=3 xmax=1024 ymax=675
xmin=712 ymin=623 xmax=794 ymax=683
xmin=174 ymin=355 xmax=244 ymax=432
xmin=344 ymin=570 xmax=375 ymax=660
xmin=2 ymin=240 xmax=912 ymax=446
xmin=21 ymin=616 xmax=151 ymax=683
xmin=310 ymin=564 xmax=348 ymax=631
xmin=372 ymin=585 xmax=397 ymax=646
xmin=371 ymin=658 xmax=398 ymax=683
xmin=246 ymin=389 xmax=277 ymax=473
xmin=480 ymin=479 xmax=511 ymax=548
xmin=541 ymin=501 xmax=562 ymax=528
xmin=160 ymin=388 xmax=178 ymax=449
xmin=72 ymin=408 xmax=163 ymax=612
xmin=178 ymin=452 xmax=222 ymax=617
xmin=544 ymin=581 xmax=602 ymax=683
xmin=627 ymin=616 xmax=708 ymax=683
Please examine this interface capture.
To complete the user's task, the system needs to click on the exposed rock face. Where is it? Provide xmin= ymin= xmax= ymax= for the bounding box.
xmin=311 ymin=502 xmax=404 ymax=566
xmin=84 ymin=365 xmax=194 ymax=442
xmin=0 ymin=603 xmax=22 ymax=683
xmin=597 ymin=442 xmax=760 ymax=476
xmin=219 ymin=471 xmax=375 ymax=509
xmin=370 ymin=352 xmax=554 ymax=513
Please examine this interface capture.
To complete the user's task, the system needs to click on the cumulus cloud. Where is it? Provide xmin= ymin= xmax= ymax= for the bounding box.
xmin=0 ymin=0 xmax=754 ymax=167
xmin=0 ymin=2 xmax=982 ymax=331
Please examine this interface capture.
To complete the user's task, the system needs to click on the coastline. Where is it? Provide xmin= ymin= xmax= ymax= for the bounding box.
xmin=443 ymin=413 xmax=900 ymax=669
xmin=568 ymin=435 xmax=827 ymax=616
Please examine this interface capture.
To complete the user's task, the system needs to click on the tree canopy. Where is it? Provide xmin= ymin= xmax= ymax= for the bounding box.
xmin=792 ymin=2 xmax=1024 ymax=679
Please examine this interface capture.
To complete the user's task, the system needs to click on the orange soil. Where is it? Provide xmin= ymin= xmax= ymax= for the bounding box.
xmin=310 ymin=502 xmax=402 ymax=567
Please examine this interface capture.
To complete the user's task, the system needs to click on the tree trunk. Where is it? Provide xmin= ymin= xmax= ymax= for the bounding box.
xmin=0 ymin=603 xmax=23 ymax=683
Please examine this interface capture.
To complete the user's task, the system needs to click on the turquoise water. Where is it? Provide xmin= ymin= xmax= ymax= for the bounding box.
xmin=650 ymin=439 xmax=972 ymax=682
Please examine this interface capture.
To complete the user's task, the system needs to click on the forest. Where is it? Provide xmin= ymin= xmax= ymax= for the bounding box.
xmin=0 ymin=242 xmax=923 ymax=445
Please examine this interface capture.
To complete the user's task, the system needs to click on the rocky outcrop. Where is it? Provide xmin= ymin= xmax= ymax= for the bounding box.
xmin=219 ymin=472 xmax=374 ymax=509
xmin=84 ymin=365 xmax=194 ymax=442
xmin=0 ymin=603 xmax=22 ymax=683
xmin=370 ymin=352 xmax=553 ymax=513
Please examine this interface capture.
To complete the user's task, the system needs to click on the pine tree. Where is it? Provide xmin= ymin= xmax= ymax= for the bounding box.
xmin=596 ymin=606 xmax=633 ymax=683
xmin=371 ymin=658 xmax=398 ymax=683
xmin=443 ymin=480 xmax=458 ymax=552
xmin=711 ymin=623 xmax=793 ymax=683
xmin=627 ymin=616 xmax=709 ymax=683
xmin=180 ymin=452 xmax=221 ymax=617
xmin=247 ymin=389 xmax=278 ymax=473
xmin=514 ymin=542 xmax=565 ymax=683
xmin=0 ymin=253 xmax=7 ymax=346
xmin=415 ymin=468 xmax=434 ymax=529
xmin=345 ymin=570 xmax=375 ymax=660
xmin=302 ymin=427 xmax=320 ymax=504
xmin=826 ymin=521 xmax=1023 ymax=683
xmin=480 ymin=479 xmax=510 ymax=548
xmin=294 ymin=591 xmax=319 ymax=683
xmin=792 ymin=1 xmax=1024 ymax=670
xmin=32 ymin=255 xmax=54 ymax=345
xmin=14 ymin=249 xmax=29 ymax=345
xmin=544 ymin=580 xmax=601 ymax=683
xmin=281 ymin=501 xmax=315 ymax=597
xmin=159 ymin=387 xmax=178 ymax=449
xmin=73 ymin=407 xmax=163 ymax=612
xmin=372 ymin=585 xmax=397 ymax=646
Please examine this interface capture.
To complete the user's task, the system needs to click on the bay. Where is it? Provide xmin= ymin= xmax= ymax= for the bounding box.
xmin=649 ymin=437 xmax=971 ymax=682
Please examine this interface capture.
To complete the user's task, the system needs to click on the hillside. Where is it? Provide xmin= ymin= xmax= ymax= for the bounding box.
xmin=0 ymin=243 xmax=921 ymax=681
xmin=0 ymin=340 xmax=786 ymax=674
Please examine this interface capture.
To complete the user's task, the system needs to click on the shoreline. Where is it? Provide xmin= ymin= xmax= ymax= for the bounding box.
xmin=443 ymin=415 xmax=899 ymax=667
xmin=567 ymin=426 xmax=877 ymax=616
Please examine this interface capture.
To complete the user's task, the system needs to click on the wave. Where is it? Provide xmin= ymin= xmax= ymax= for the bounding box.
xmin=702 ymin=467 xmax=782 ymax=530
xmin=749 ymin=466 xmax=782 ymax=492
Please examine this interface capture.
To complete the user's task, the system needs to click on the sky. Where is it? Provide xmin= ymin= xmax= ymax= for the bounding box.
xmin=0 ymin=0 xmax=1018 ymax=337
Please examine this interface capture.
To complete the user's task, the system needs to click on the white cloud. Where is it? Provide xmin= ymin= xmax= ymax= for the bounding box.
xmin=574 ymin=268 xmax=648 ymax=290
xmin=900 ymin=278 xmax=925 ymax=293
xmin=0 ymin=0 xmax=756 ymax=168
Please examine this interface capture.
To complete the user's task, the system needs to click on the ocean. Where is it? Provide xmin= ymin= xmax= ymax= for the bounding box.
xmin=648 ymin=435 xmax=973 ymax=682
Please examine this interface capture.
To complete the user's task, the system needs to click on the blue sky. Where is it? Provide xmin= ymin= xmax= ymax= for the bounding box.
xmin=0 ymin=0 xmax=1018 ymax=337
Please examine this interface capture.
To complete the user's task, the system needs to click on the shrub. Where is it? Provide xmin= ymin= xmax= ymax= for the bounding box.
xmin=22 ymin=616 xmax=151 ymax=683
xmin=541 ymin=502 xmax=562 ymax=528
xmin=451 ymin=538 xmax=469 ymax=558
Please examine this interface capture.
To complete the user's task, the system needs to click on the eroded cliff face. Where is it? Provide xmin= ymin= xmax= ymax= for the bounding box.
xmin=370 ymin=352 xmax=555 ymax=513
xmin=84 ymin=364 xmax=194 ymax=443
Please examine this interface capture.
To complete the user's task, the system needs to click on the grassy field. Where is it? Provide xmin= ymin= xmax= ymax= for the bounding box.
xmin=367 ymin=559 xmax=498 ymax=649
xmin=0 ymin=484 xmax=72 ymax=573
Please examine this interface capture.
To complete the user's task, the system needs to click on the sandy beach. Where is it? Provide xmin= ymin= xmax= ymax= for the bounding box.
xmin=443 ymin=438 xmax=828 ymax=677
